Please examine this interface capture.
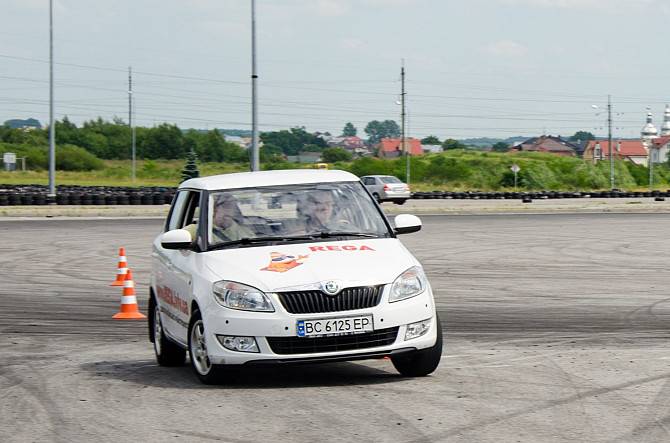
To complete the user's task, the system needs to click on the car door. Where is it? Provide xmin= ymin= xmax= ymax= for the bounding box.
xmin=362 ymin=177 xmax=379 ymax=197
xmin=153 ymin=190 xmax=202 ymax=345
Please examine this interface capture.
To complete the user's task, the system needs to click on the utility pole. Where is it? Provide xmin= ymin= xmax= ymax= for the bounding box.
xmin=128 ymin=66 xmax=136 ymax=182
xmin=48 ymin=0 xmax=56 ymax=201
xmin=608 ymin=95 xmax=614 ymax=189
xmin=649 ymin=140 xmax=655 ymax=191
xmin=250 ymin=0 xmax=259 ymax=171
xmin=401 ymin=60 xmax=409 ymax=185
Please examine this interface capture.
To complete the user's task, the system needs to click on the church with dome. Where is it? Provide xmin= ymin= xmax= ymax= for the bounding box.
xmin=644 ymin=106 xmax=670 ymax=165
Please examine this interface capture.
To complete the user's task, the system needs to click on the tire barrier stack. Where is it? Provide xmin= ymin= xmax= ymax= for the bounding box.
xmin=0 ymin=184 xmax=176 ymax=206
xmin=1 ymin=184 xmax=669 ymax=206
xmin=409 ymin=190 xmax=670 ymax=200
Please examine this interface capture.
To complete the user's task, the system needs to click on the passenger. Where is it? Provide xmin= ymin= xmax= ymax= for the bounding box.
xmin=211 ymin=194 xmax=254 ymax=242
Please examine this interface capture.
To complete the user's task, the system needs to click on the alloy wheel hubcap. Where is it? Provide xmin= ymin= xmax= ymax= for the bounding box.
xmin=190 ymin=320 xmax=211 ymax=375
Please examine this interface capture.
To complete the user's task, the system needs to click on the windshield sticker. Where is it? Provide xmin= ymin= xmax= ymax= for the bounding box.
xmin=308 ymin=245 xmax=375 ymax=252
xmin=261 ymin=252 xmax=309 ymax=273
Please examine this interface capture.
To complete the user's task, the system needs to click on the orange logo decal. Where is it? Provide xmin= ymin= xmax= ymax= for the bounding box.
xmin=261 ymin=252 xmax=309 ymax=273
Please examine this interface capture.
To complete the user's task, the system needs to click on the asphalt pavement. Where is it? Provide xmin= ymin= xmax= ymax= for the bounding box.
xmin=1 ymin=214 xmax=670 ymax=442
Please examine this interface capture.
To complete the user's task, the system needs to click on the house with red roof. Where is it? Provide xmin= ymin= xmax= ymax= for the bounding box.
xmin=512 ymin=135 xmax=577 ymax=157
xmin=376 ymin=137 xmax=423 ymax=158
xmin=652 ymin=135 xmax=670 ymax=165
xmin=583 ymin=140 xmax=648 ymax=166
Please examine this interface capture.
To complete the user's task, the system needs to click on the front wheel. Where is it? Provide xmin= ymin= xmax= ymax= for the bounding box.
xmin=391 ymin=314 xmax=443 ymax=377
xmin=394 ymin=199 xmax=407 ymax=205
xmin=150 ymin=297 xmax=186 ymax=367
xmin=372 ymin=193 xmax=382 ymax=203
xmin=188 ymin=310 xmax=223 ymax=384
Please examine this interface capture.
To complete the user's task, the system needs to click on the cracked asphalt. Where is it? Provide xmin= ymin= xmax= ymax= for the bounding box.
xmin=1 ymin=213 xmax=669 ymax=442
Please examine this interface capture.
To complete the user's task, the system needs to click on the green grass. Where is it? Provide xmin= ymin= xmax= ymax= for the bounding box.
xmin=1 ymin=153 xmax=669 ymax=191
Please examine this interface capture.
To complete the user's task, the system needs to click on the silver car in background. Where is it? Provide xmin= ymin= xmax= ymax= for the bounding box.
xmin=361 ymin=175 xmax=410 ymax=205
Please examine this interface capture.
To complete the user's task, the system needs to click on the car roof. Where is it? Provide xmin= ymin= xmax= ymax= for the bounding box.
xmin=180 ymin=169 xmax=360 ymax=191
xmin=362 ymin=175 xmax=397 ymax=179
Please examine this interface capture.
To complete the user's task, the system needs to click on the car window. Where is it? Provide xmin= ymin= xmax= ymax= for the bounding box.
xmin=167 ymin=191 xmax=190 ymax=231
xmin=207 ymin=182 xmax=390 ymax=247
xmin=363 ymin=177 xmax=375 ymax=185
xmin=182 ymin=192 xmax=201 ymax=228
xmin=380 ymin=176 xmax=402 ymax=184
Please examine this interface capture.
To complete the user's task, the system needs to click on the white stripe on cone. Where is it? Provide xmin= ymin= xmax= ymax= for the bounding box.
xmin=121 ymin=295 xmax=138 ymax=304
xmin=119 ymin=256 xmax=127 ymax=261
xmin=123 ymin=281 xmax=135 ymax=288
xmin=117 ymin=267 xmax=128 ymax=275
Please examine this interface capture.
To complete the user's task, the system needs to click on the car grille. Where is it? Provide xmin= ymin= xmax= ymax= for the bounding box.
xmin=276 ymin=285 xmax=384 ymax=314
xmin=266 ymin=327 xmax=399 ymax=355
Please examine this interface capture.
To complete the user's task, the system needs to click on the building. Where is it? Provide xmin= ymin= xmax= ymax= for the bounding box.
xmin=661 ymin=105 xmax=670 ymax=136
xmin=652 ymin=136 xmax=670 ymax=165
xmin=513 ymin=135 xmax=578 ymax=156
xmin=340 ymin=136 xmax=365 ymax=150
xmin=376 ymin=138 xmax=423 ymax=158
xmin=583 ymin=140 xmax=648 ymax=166
xmin=421 ymin=144 xmax=443 ymax=154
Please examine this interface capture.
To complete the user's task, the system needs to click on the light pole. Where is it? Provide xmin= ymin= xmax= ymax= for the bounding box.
xmin=592 ymin=97 xmax=614 ymax=189
xmin=648 ymin=140 xmax=655 ymax=191
xmin=250 ymin=0 xmax=259 ymax=171
xmin=48 ymin=0 xmax=56 ymax=201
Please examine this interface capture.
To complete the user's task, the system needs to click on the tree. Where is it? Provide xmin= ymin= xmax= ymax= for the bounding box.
xmin=421 ymin=135 xmax=441 ymax=145
xmin=342 ymin=122 xmax=357 ymax=137
xmin=321 ymin=147 xmax=353 ymax=163
xmin=492 ymin=142 xmax=509 ymax=152
xmin=569 ymin=131 xmax=595 ymax=142
xmin=442 ymin=138 xmax=467 ymax=150
xmin=181 ymin=148 xmax=200 ymax=182
xmin=364 ymin=120 xmax=400 ymax=145
xmin=260 ymin=127 xmax=326 ymax=156
xmin=139 ymin=123 xmax=184 ymax=159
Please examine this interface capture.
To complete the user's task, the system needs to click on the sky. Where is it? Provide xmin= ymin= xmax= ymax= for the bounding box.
xmin=2 ymin=0 xmax=670 ymax=140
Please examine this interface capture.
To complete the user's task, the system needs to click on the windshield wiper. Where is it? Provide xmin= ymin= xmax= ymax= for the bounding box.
xmin=313 ymin=231 xmax=381 ymax=238
xmin=208 ymin=235 xmax=314 ymax=250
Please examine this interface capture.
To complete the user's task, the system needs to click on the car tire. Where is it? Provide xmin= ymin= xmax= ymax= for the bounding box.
xmin=188 ymin=309 xmax=223 ymax=384
xmin=149 ymin=297 xmax=186 ymax=367
xmin=394 ymin=199 xmax=407 ymax=205
xmin=372 ymin=192 xmax=381 ymax=203
xmin=391 ymin=313 xmax=443 ymax=377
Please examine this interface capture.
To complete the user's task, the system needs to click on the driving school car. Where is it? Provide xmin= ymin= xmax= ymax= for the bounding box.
xmin=149 ymin=169 xmax=442 ymax=384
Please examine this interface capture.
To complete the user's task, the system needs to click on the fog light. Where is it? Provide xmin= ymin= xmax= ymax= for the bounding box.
xmin=405 ymin=318 xmax=431 ymax=341
xmin=217 ymin=335 xmax=259 ymax=353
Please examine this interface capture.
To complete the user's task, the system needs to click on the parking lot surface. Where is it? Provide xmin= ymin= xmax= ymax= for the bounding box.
xmin=1 ymin=213 xmax=669 ymax=442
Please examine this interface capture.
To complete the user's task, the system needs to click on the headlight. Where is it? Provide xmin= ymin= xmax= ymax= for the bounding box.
xmin=212 ymin=280 xmax=274 ymax=312
xmin=389 ymin=266 xmax=427 ymax=302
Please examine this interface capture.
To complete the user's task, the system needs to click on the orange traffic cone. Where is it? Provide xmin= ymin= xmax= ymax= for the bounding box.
xmin=113 ymin=269 xmax=146 ymax=320
xmin=110 ymin=247 xmax=129 ymax=287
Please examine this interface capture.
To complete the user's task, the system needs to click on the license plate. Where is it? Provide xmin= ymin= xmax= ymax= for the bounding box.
xmin=297 ymin=315 xmax=373 ymax=337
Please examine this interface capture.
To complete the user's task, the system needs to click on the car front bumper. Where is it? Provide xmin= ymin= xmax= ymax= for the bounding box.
xmin=202 ymin=285 xmax=438 ymax=365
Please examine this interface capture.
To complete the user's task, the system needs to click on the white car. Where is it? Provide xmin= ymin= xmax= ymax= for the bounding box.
xmin=361 ymin=175 xmax=411 ymax=204
xmin=149 ymin=169 xmax=442 ymax=384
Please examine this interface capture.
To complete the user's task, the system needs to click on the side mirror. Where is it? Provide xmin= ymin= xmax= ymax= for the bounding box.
xmin=394 ymin=214 xmax=422 ymax=235
xmin=161 ymin=229 xmax=193 ymax=250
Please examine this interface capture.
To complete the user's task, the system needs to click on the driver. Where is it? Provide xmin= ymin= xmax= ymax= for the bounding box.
xmin=302 ymin=189 xmax=350 ymax=233
xmin=211 ymin=194 xmax=254 ymax=242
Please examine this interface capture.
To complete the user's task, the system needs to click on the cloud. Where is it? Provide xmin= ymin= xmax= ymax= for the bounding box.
xmin=309 ymin=0 xmax=352 ymax=16
xmin=497 ymin=0 xmax=659 ymax=11
xmin=486 ymin=40 xmax=528 ymax=57
xmin=340 ymin=38 xmax=367 ymax=50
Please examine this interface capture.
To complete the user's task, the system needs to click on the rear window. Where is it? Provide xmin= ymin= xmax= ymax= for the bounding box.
xmin=380 ymin=176 xmax=402 ymax=184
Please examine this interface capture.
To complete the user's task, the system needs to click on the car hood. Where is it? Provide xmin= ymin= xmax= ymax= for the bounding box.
xmin=203 ymin=238 xmax=418 ymax=292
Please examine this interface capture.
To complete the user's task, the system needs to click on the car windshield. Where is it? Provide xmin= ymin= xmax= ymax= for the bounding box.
xmin=206 ymin=182 xmax=390 ymax=248
xmin=380 ymin=176 xmax=402 ymax=184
